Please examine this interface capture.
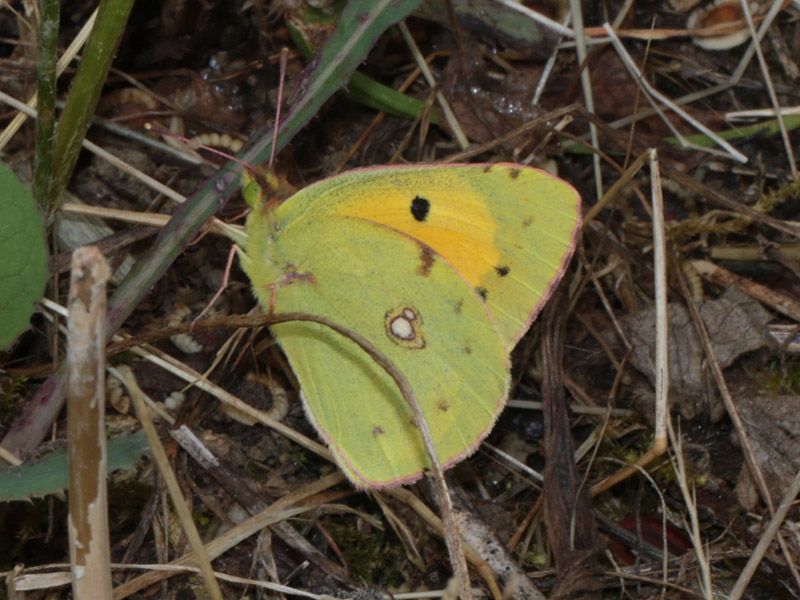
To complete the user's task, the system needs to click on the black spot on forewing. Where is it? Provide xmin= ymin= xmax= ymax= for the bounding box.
xmin=410 ymin=196 xmax=430 ymax=222
xmin=476 ymin=287 xmax=488 ymax=301
xmin=495 ymin=265 xmax=510 ymax=277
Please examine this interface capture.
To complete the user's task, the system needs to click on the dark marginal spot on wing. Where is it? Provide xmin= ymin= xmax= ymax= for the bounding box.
xmin=495 ymin=265 xmax=510 ymax=277
xmin=372 ymin=426 xmax=385 ymax=437
xmin=453 ymin=299 xmax=463 ymax=314
xmin=410 ymin=196 xmax=430 ymax=222
xmin=476 ymin=287 xmax=488 ymax=301
xmin=482 ymin=165 xmax=492 ymax=173
xmin=463 ymin=345 xmax=472 ymax=354
xmin=509 ymin=168 xmax=520 ymax=179
xmin=436 ymin=400 xmax=450 ymax=412
xmin=522 ymin=216 xmax=533 ymax=228
xmin=417 ymin=246 xmax=435 ymax=276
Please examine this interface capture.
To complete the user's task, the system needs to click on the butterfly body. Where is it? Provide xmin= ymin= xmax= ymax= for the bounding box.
xmin=241 ymin=163 xmax=581 ymax=488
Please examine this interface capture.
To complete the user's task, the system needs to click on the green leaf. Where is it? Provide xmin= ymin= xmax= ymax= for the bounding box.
xmin=0 ymin=431 xmax=148 ymax=501
xmin=0 ymin=163 xmax=48 ymax=349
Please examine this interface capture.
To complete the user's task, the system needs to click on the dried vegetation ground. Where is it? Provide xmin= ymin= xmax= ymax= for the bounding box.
xmin=1 ymin=1 xmax=800 ymax=598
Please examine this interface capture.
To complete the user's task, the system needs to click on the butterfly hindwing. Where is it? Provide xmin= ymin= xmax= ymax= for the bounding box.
xmin=246 ymin=213 xmax=508 ymax=488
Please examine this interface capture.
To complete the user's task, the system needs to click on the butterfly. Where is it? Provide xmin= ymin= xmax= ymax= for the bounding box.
xmin=239 ymin=163 xmax=581 ymax=488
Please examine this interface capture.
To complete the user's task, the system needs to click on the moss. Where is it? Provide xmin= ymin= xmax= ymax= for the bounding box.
xmin=759 ymin=355 xmax=800 ymax=395
xmin=326 ymin=519 xmax=405 ymax=587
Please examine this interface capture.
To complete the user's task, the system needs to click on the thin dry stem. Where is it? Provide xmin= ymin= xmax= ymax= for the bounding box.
xmin=737 ymin=0 xmax=797 ymax=177
xmin=398 ymin=22 xmax=469 ymax=151
xmin=120 ymin=366 xmax=224 ymax=600
xmin=666 ymin=421 xmax=713 ymax=599
xmin=603 ymin=24 xmax=747 ymax=163
xmin=729 ymin=466 xmax=800 ymax=599
xmin=591 ymin=150 xmax=669 ymax=496
xmin=112 ymin=472 xmax=345 ymax=599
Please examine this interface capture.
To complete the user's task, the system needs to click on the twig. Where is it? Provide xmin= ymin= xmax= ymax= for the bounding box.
xmin=591 ymin=150 xmax=668 ymax=495
xmin=67 ymin=246 xmax=113 ymax=600
xmin=570 ymin=0 xmax=604 ymax=200
xmin=119 ymin=366 xmax=224 ymax=600
xmin=729 ymin=466 xmax=800 ymax=600
xmin=397 ymin=22 xmax=469 ymax=150
xmin=691 ymin=259 xmax=800 ymax=323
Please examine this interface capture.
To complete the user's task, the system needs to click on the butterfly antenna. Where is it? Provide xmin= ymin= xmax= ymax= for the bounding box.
xmin=268 ymin=47 xmax=289 ymax=171
xmin=144 ymin=122 xmax=264 ymax=182
xmin=195 ymin=48 xmax=289 ymax=327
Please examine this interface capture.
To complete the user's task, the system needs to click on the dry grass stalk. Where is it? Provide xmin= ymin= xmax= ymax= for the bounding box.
xmin=119 ymin=365 xmax=224 ymax=600
xmin=729 ymin=467 xmax=800 ymax=599
xmin=67 ymin=246 xmax=113 ymax=600
xmin=111 ymin=471 xmax=345 ymax=599
xmin=591 ymin=150 xmax=669 ymax=496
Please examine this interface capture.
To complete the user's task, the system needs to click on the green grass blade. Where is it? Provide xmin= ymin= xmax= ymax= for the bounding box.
xmin=33 ymin=0 xmax=59 ymax=208
xmin=47 ymin=0 xmax=135 ymax=208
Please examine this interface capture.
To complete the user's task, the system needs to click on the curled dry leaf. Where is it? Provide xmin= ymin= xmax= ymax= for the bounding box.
xmin=732 ymin=394 xmax=800 ymax=511
xmin=619 ymin=287 xmax=771 ymax=420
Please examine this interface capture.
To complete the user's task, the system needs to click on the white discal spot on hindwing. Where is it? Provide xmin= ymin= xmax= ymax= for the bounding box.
xmin=384 ymin=306 xmax=425 ymax=349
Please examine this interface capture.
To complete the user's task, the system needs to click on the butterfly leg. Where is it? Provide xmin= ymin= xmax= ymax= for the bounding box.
xmin=267 ymin=283 xmax=279 ymax=316
xmin=192 ymin=244 xmax=238 ymax=325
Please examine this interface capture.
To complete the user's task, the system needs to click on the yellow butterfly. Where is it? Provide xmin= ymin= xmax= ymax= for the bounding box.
xmin=240 ymin=163 xmax=581 ymax=488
